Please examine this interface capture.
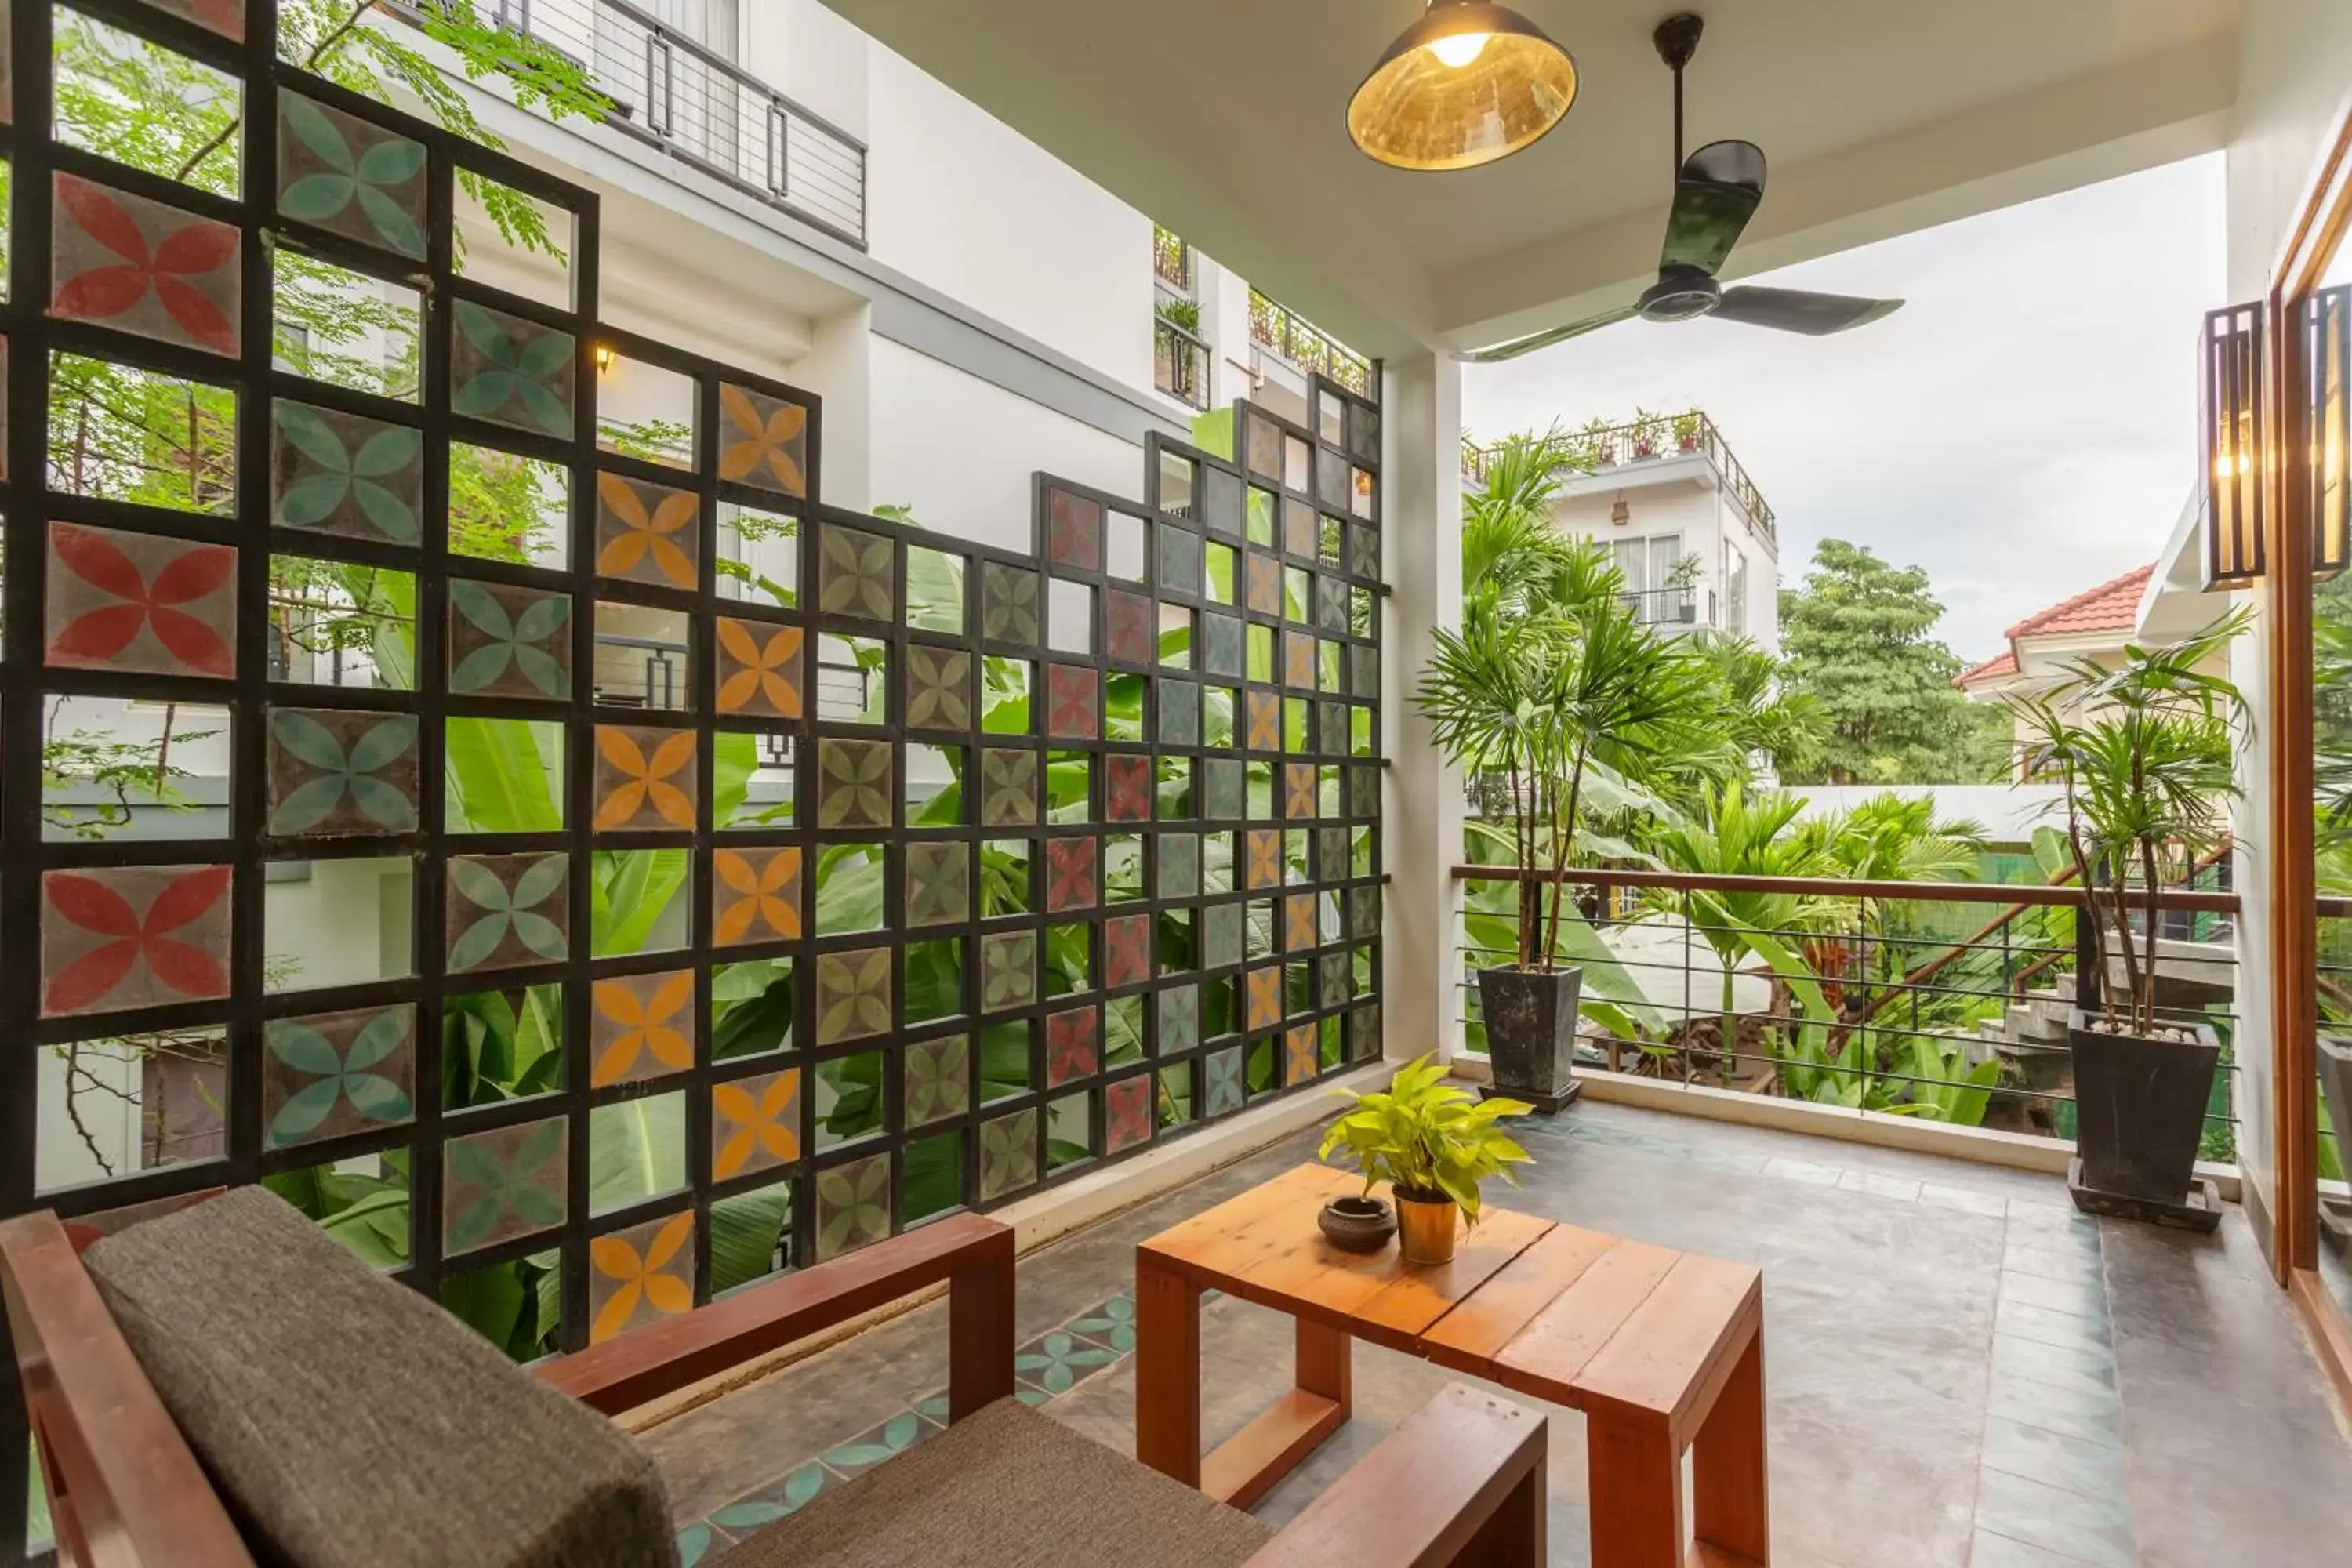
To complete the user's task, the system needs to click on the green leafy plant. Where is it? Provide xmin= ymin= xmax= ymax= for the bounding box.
xmin=1156 ymin=296 xmax=1202 ymax=335
xmin=1318 ymin=1055 xmax=1532 ymax=1223
xmin=1671 ymin=408 xmax=1704 ymax=448
xmin=2009 ymin=614 xmax=2248 ymax=1036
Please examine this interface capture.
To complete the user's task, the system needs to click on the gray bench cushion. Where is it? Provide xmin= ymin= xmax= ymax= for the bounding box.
xmin=723 ymin=1397 xmax=1272 ymax=1568
xmin=84 ymin=1186 xmax=677 ymax=1568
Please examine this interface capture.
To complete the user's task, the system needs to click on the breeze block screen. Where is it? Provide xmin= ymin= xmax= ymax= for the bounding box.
xmin=0 ymin=0 xmax=1388 ymax=1421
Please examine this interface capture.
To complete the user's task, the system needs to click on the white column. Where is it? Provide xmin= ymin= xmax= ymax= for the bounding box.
xmin=1381 ymin=350 xmax=1465 ymax=1065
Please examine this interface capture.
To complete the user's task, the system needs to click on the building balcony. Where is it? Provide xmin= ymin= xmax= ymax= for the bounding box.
xmin=1153 ymin=316 xmax=1213 ymax=411
xmin=1465 ymin=413 xmax=1778 ymax=548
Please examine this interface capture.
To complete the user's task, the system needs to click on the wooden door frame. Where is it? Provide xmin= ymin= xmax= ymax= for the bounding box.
xmin=2267 ymin=75 xmax=2352 ymax=1415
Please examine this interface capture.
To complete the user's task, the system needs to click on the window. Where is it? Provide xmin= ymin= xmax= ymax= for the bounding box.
xmin=1723 ymin=543 xmax=1748 ymax=635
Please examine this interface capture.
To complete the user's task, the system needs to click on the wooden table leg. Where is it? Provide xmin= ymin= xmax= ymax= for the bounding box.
xmin=1693 ymin=1327 xmax=1770 ymax=1564
xmin=1200 ymin=1316 xmax=1353 ymax=1509
xmin=1586 ymin=1410 xmax=1681 ymax=1568
xmin=1136 ymin=1251 xmax=1202 ymax=1486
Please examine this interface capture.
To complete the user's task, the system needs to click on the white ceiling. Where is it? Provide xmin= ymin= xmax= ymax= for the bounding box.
xmin=823 ymin=0 xmax=2244 ymax=354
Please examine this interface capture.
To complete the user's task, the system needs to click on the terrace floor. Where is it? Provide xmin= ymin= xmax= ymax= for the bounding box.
xmin=642 ymin=1100 xmax=2352 ymax=1568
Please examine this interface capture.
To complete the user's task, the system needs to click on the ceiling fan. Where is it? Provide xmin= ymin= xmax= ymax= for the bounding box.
xmin=1465 ymin=12 xmax=1904 ymax=362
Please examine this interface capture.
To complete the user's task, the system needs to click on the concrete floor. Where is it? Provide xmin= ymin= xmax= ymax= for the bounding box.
xmin=642 ymin=1101 xmax=2352 ymax=1567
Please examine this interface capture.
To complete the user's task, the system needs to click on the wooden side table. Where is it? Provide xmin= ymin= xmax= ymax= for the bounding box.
xmin=1135 ymin=1164 xmax=1770 ymax=1568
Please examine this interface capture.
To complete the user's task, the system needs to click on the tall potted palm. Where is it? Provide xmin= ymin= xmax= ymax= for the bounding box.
xmin=2011 ymin=615 xmax=2245 ymax=1227
xmin=1417 ymin=546 xmax=1719 ymax=1112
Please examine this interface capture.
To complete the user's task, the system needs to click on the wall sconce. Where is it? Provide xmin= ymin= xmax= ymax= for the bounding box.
xmin=593 ymin=342 xmax=616 ymax=376
xmin=2308 ymin=284 xmax=2350 ymax=576
xmin=1610 ymin=496 xmax=1631 ymax=526
xmin=2202 ymin=302 xmax=2265 ymax=589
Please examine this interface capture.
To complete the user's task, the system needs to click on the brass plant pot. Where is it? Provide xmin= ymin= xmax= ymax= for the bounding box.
xmin=1395 ymin=1191 xmax=1459 ymax=1265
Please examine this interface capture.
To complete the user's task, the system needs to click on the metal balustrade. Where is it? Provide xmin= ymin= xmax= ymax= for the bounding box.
xmin=1463 ymin=414 xmax=1777 ymax=546
xmin=1155 ymin=317 xmax=1211 ymax=411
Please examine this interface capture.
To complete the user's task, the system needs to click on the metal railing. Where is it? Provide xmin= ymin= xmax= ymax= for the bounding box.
xmin=1153 ymin=225 xmax=1195 ymax=295
xmin=1462 ymin=415 xmax=1777 ymax=546
xmin=1155 ymin=318 xmax=1211 ymax=411
xmin=403 ymin=0 xmax=868 ymax=247
xmin=1249 ymin=289 xmax=1370 ymax=396
xmin=1452 ymin=866 xmax=2249 ymax=1156
xmin=1619 ymin=586 xmax=1699 ymax=626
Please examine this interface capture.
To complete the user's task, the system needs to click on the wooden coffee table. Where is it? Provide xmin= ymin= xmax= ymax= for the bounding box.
xmin=1135 ymin=1163 xmax=1769 ymax=1568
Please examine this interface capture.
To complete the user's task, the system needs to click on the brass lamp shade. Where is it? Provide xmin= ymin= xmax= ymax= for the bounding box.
xmin=1348 ymin=2 xmax=1577 ymax=172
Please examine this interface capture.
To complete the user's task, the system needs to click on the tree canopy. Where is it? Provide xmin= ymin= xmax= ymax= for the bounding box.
xmin=1776 ymin=539 xmax=2009 ymax=785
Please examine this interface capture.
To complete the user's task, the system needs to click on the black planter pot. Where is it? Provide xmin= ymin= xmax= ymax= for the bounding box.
xmin=2067 ymin=1010 xmax=2222 ymax=1230
xmin=1476 ymin=965 xmax=1583 ymax=1114
xmin=1318 ymin=1195 xmax=1396 ymax=1254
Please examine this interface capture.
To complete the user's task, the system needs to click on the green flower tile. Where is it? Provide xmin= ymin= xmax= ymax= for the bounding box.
xmin=978 ymin=1107 xmax=1039 ymax=1201
xmin=818 ymin=524 xmax=895 ymax=621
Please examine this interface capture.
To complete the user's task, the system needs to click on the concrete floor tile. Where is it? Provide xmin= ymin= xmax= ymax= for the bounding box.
xmin=1970 ymin=1526 xmax=2112 ymax=1567
xmin=1837 ymin=1167 xmax=1924 ymax=1202
xmin=1973 ymin=1467 xmax=2134 ymax=1568
xmin=1919 ymin=1181 xmax=2011 ymax=1217
xmin=1996 ymin=1298 xmax=2114 ymax=1356
xmin=1992 ymin=1334 xmax=2118 ymax=1398
xmin=2002 ymin=1240 xmax=2106 ymax=1285
xmin=1980 ymin=1413 xmax=2129 ymax=1498
xmin=1985 ymin=1374 xmax=2124 ymax=1449
xmin=1762 ymin=1156 xmax=1845 ymax=1185
xmin=1998 ymin=1268 xmax=2110 ymax=1321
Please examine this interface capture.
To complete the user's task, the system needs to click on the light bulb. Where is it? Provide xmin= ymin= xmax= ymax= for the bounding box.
xmin=1427 ymin=31 xmax=1491 ymax=68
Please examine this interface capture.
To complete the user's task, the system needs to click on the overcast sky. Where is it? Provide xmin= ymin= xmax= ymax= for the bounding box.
xmin=1461 ymin=153 xmax=2227 ymax=664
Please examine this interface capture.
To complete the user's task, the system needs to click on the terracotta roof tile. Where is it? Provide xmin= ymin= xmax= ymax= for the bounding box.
xmin=1955 ymin=650 xmax=2018 ymax=690
xmin=2004 ymin=564 xmax=2153 ymax=641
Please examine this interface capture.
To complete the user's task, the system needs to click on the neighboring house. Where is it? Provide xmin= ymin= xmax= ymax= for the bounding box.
xmin=1461 ymin=414 xmax=1781 ymax=652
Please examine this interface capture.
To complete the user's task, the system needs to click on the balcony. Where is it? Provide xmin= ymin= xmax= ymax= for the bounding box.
xmin=1154 ymin=317 xmax=1212 ymax=411
xmin=1465 ymin=414 xmax=1778 ymax=547
xmin=402 ymin=0 xmax=869 ymax=246
xmin=1249 ymin=289 xmax=1371 ymax=397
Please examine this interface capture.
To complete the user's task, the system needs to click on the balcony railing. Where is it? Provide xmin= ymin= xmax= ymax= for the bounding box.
xmin=1453 ymin=865 xmax=2267 ymax=1154
xmin=1249 ymin=289 xmax=1371 ymax=396
xmin=403 ymin=0 xmax=868 ymax=247
xmin=1154 ymin=318 xmax=1211 ymax=411
xmin=1153 ymin=225 xmax=1195 ymax=295
xmin=1463 ymin=415 xmax=1777 ymax=546
xmin=1620 ymin=586 xmax=1700 ymax=626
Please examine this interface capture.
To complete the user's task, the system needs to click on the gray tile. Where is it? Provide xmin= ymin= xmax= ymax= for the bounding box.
xmin=1919 ymin=1181 xmax=2011 ymax=1218
xmin=2003 ymin=1240 xmax=2106 ymax=1285
xmin=1993 ymin=1334 xmax=2117 ymax=1398
xmin=1996 ymin=1298 xmax=2114 ymax=1356
xmin=1980 ymin=1414 xmax=2129 ymax=1498
xmin=1970 ymin=1527 xmax=2113 ymax=1567
xmin=1999 ymin=1268 xmax=2109 ymax=1322
xmin=1764 ymin=1156 xmax=1846 ymax=1186
xmin=1985 ymin=1374 xmax=2124 ymax=1450
xmin=1838 ymin=1168 xmax=1924 ymax=1202
xmin=1973 ymin=1466 xmax=2134 ymax=1568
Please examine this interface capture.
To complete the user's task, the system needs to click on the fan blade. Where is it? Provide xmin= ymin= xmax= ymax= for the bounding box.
xmin=1661 ymin=140 xmax=1766 ymax=279
xmin=1712 ymin=286 xmax=1903 ymax=335
xmin=1458 ymin=306 xmax=1640 ymax=363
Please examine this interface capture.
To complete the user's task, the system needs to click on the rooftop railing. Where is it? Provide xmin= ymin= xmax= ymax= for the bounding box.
xmin=401 ymin=0 xmax=868 ymax=247
xmin=1462 ymin=415 xmax=1777 ymax=546
xmin=1452 ymin=865 xmax=2272 ymax=1156
xmin=1153 ymin=225 xmax=1196 ymax=296
xmin=1249 ymin=289 xmax=1371 ymax=396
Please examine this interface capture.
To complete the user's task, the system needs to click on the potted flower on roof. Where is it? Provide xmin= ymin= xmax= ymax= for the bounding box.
xmin=2010 ymin=612 xmax=2246 ymax=1229
xmin=1584 ymin=416 xmax=1617 ymax=466
xmin=1672 ymin=408 xmax=1704 ymax=452
xmin=1631 ymin=408 xmax=1665 ymax=459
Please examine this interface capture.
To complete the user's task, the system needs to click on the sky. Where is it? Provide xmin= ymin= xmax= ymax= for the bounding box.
xmin=1461 ymin=153 xmax=2228 ymax=665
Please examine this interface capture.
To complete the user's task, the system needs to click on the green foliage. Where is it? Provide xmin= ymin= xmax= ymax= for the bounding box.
xmin=1777 ymin=540 xmax=2009 ymax=785
xmin=1317 ymin=1054 xmax=1532 ymax=1222
xmin=2009 ymin=613 xmax=2247 ymax=1034
xmin=1156 ymin=296 xmax=1202 ymax=335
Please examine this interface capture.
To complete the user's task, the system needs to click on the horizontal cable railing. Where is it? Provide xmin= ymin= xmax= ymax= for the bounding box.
xmin=1153 ymin=225 xmax=1195 ymax=295
xmin=395 ymin=0 xmax=868 ymax=247
xmin=1248 ymin=289 xmax=1370 ymax=396
xmin=1452 ymin=866 xmax=2259 ymax=1158
xmin=1618 ymin=586 xmax=1698 ymax=626
xmin=1154 ymin=318 xmax=1211 ymax=411
xmin=1462 ymin=415 xmax=1777 ymax=546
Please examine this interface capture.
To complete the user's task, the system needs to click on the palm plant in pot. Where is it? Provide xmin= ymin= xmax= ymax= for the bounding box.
xmin=1318 ymin=1054 xmax=1533 ymax=1265
xmin=2011 ymin=614 xmax=2246 ymax=1228
xmin=1417 ymin=542 xmax=1719 ymax=1111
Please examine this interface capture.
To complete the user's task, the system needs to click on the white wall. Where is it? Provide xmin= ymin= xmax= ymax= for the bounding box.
xmin=868 ymin=339 xmax=1144 ymax=552
xmin=862 ymin=45 xmax=1152 ymax=391
xmin=742 ymin=0 xmax=871 ymax=145
xmin=1548 ymin=475 xmax=1781 ymax=650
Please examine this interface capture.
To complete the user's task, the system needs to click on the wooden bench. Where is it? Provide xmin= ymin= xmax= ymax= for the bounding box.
xmin=1138 ymin=1164 xmax=1769 ymax=1568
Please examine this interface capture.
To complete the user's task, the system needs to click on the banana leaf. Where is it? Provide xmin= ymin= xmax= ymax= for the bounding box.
xmin=710 ymin=1186 xmax=792 ymax=1294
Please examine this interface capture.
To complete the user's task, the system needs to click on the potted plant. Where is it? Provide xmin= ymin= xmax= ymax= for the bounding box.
xmin=1672 ymin=408 xmax=1704 ymax=452
xmin=2010 ymin=614 xmax=2247 ymax=1229
xmin=1156 ymin=296 xmax=1202 ymax=336
xmin=1631 ymin=408 xmax=1665 ymax=459
xmin=1415 ymin=555 xmax=1717 ymax=1111
xmin=1664 ymin=552 xmax=1704 ymax=623
xmin=1318 ymin=1054 xmax=1533 ymax=1264
xmin=1584 ymin=416 xmax=1617 ymax=466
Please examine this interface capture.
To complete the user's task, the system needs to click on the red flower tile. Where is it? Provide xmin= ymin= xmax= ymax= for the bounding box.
xmin=1045 ymin=486 xmax=1102 ymax=572
xmin=1046 ymin=1006 xmax=1099 ymax=1087
xmin=42 ymin=864 xmax=231 ymax=1018
xmin=1045 ymin=837 xmax=1098 ymax=913
xmin=1103 ymin=913 xmax=1152 ymax=989
xmin=51 ymin=173 xmax=241 ymax=356
xmin=1105 ymin=753 xmax=1152 ymax=824
xmin=1106 ymin=1076 xmax=1152 ymax=1155
xmin=1105 ymin=589 xmax=1153 ymax=665
xmin=1046 ymin=663 xmax=1098 ymax=740
xmin=45 ymin=523 xmax=235 ymax=677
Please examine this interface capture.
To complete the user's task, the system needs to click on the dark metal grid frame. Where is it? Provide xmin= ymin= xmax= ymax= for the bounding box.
xmin=0 ymin=7 xmax=1387 ymax=1556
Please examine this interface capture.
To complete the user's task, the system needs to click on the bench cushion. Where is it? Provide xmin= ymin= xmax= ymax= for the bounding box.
xmin=723 ymin=1396 xmax=1272 ymax=1568
xmin=83 ymin=1186 xmax=677 ymax=1568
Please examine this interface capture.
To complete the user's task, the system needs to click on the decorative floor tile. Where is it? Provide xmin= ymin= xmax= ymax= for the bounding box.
xmin=713 ymin=847 xmax=801 ymax=946
xmin=590 ymin=1210 xmax=695 ymax=1344
xmin=981 ymin=931 xmax=1037 ymax=1011
xmin=1158 ymin=834 xmax=1200 ymax=899
xmin=1104 ymin=753 xmax=1152 ymax=823
xmin=45 ymin=522 xmax=235 ymax=678
xmin=717 ymin=383 xmax=808 ymax=497
xmin=818 ymin=524 xmax=895 ymax=620
xmin=1045 ymin=663 xmax=1098 ymax=740
xmin=1044 ymin=836 xmax=1097 ymax=912
xmin=443 ymin=1116 xmax=568 ymax=1254
xmin=1244 ymin=829 xmax=1281 ymax=891
xmin=593 ymin=726 xmax=699 ymax=832
xmin=41 ymin=863 xmax=231 ymax=1018
xmin=813 ymin=947 xmax=893 ymax=1044
xmin=1102 ymin=913 xmax=1151 ymax=989
xmin=1159 ymin=681 xmax=1200 ymax=745
xmin=277 ymin=91 xmax=426 ymax=259
xmin=816 ymin=739 xmax=893 ymax=829
xmin=1200 ymin=902 xmax=1243 ymax=971
xmin=1201 ymin=610 xmax=1243 ymax=677
xmin=266 ymin=709 xmax=419 ymax=837
xmin=905 ymin=841 xmax=970 ymax=927
xmin=1157 ymin=985 xmax=1200 ymax=1054
xmin=262 ymin=1004 xmax=416 ymax=1149
xmin=1045 ymin=1006 xmax=1098 ymax=1087
xmin=1044 ymin=486 xmax=1102 ymax=572
xmin=445 ymin=852 xmax=569 ymax=974
xmin=904 ymin=644 xmax=971 ymax=730
xmin=1203 ymin=1046 xmax=1245 ymax=1116
xmin=815 ymin=1152 xmax=891 ymax=1261
xmin=1284 ymin=762 xmax=1317 ymax=820
xmin=1245 ymin=966 xmax=1282 ymax=1031
xmin=980 ymin=561 xmax=1039 ymax=645
xmin=1285 ymin=1024 xmax=1317 ymax=1084
xmin=979 ymin=749 xmax=1038 ymax=827
xmin=1156 ymin=526 xmax=1201 ymax=595
xmin=1245 ymin=552 xmax=1282 ymax=615
xmin=1105 ymin=588 xmax=1152 ymax=663
xmin=1014 ymin=1330 xmax=1119 ymax=1395
xmin=590 ymin=970 xmax=694 ymax=1087
xmin=1283 ymin=892 xmax=1316 ymax=951
xmin=448 ymin=579 xmax=572 ymax=699
xmin=978 ymin=1108 xmax=1039 ymax=1200
xmin=51 ymin=172 xmax=241 ymax=355
xmin=1244 ymin=691 xmax=1281 ymax=750
xmin=451 ymin=299 xmax=575 ymax=438
xmin=1203 ymin=759 xmax=1245 ymax=820
xmin=1283 ymin=630 xmax=1316 ymax=688
xmin=272 ymin=399 xmax=423 ymax=542
xmin=712 ymin=1067 xmax=801 ymax=1180
xmin=820 ymin=1409 xmax=937 ymax=1478
xmin=1105 ymin=1075 xmax=1152 ymax=1153
xmin=1069 ymin=1295 xmax=1137 ymax=1352
xmin=595 ymin=471 xmax=699 ymax=590
xmin=713 ymin=616 xmax=804 ymax=719
xmin=905 ymin=1035 xmax=970 ymax=1127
